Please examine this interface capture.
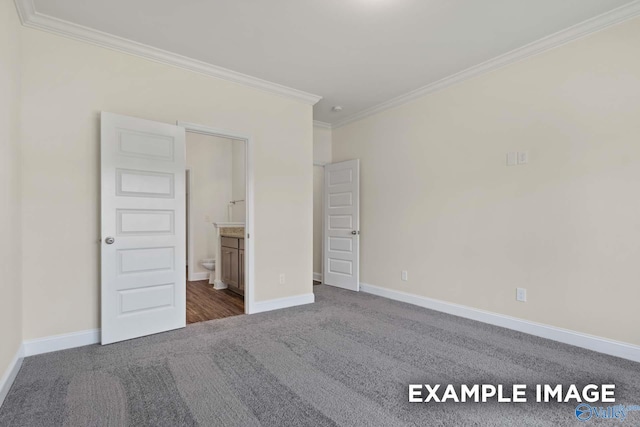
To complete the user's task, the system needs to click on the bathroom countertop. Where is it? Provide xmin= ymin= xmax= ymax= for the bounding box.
xmin=220 ymin=227 xmax=245 ymax=238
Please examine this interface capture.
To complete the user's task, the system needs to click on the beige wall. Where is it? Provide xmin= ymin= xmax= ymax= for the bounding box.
xmin=333 ymin=17 xmax=640 ymax=346
xmin=313 ymin=126 xmax=332 ymax=277
xmin=0 ymin=0 xmax=23 ymax=382
xmin=313 ymin=126 xmax=332 ymax=165
xmin=20 ymin=27 xmax=313 ymax=340
xmin=186 ymin=133 xmax=233 ymax=275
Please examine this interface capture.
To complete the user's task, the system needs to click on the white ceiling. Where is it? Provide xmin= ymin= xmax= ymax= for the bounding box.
xmin=32 ymin=0 xmax=635 ymax=125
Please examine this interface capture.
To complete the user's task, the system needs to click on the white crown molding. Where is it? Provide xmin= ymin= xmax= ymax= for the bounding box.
xmin=13 ymin=0 xmax=322 ymax=106
xmin=360 ymin=282 xmax=640 ymax=363
xmin=0 ymin=344 xmax=23 ymax=407
xmin=313 ymin=120 xmax=332 ymax=130
xmin=334 ymin=0 xmax=640 ymax=128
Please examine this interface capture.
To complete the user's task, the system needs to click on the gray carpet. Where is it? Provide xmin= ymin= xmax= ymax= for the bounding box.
xmin=1 ymin=285 xmax=639 ymax=426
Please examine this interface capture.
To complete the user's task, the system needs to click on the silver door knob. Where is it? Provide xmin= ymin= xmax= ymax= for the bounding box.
xmin=105 ymin=237 xmax=115 ymax=245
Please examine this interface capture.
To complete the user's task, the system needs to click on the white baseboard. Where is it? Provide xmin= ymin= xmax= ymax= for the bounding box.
xmin=0 ymin=345 xmax=24 ymax=407
xmin=188 ymin=272 xmax=210 ymax=281
xmin=23 ymin=329 xmax=100 ymax=357
xmin=313 ymin=272 xmax=323 ymax=282
xmin=17 ymin=292 xmax=312 ymax=357
xmin=359 ymin=282 xmax=640 ymax=363
xmin=250 ymin=293 xmax=315 ymax=314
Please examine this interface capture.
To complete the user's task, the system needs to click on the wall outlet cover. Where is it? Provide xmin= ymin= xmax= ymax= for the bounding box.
xmin=516 ymin=288 xmax=527 ymax=302
xmin=517 ymin=151 xmax=529 ymax=165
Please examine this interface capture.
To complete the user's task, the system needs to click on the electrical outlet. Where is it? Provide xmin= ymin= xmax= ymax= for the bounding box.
xmin=401 ymin=270 xmax=408 ymax=281
xmin=516 ymin=288 xmax=527 ymax=302
xmin=279 ymin=273 xmax=285 ymax=285
xmin=517 ymin=151 xmax=529 ymax=165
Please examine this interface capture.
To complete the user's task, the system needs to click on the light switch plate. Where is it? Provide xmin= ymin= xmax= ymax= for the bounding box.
xmin=517 ymin=151 xmax=529 ymax=165
xmin=506 ymin=152 xmax=517 ymax=166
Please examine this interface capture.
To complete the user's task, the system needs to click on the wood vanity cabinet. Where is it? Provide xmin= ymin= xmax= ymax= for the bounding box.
xmin=221 ymin=236 xmax=244 ymax=295
xmin=238 ymin=238 xmax=245 ymax=293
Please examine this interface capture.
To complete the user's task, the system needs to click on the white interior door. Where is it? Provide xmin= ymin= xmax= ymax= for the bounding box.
xmin=323 ymin=159 xmax=360 ymax=291
xmin=101 ymin=112 xmax=186 ymax=344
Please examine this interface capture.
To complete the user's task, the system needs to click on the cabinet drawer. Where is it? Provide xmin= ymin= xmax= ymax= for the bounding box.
xmin=221 ymin=237 xmax=239 ymax=248
xmin=239 ymin=238 xmax=244 ymax=250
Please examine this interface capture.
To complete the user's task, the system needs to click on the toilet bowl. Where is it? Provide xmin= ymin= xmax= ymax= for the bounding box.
xmin=201 ymin=259 xmax=216 ymax=284
xmin=201 ymin=259 xmax=215 ymax=271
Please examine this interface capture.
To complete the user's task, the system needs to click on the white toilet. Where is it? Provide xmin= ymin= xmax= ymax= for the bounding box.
xmin=201 ymin=259 xmax=216 ymax=283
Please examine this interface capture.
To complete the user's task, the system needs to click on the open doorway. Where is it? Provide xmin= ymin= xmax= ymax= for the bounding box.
xmin=184 ymin=126 xmax=249 ymax=324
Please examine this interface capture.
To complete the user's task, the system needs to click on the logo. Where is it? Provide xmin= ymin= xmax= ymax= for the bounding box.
xmin=574 ymin=403 xmax=640 ymax=422
xmin=575 ymin=404 xmax=593 ymax=421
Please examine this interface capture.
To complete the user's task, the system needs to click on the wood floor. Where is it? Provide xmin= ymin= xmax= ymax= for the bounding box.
xmin=186 ymin=279 xmax=244 ymax=324
xmin=186 ymin=278 xmax=321 ymax=324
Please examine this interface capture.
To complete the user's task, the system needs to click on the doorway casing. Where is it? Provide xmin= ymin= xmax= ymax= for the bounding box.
xmin=178 ymin=121 xmax=255 ymax=315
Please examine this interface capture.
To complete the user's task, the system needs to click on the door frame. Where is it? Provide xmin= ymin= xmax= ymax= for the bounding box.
xmin=185 ymin=168 xmax=202 ymax=282
xmin=178 ymin=121 xmax=254 ymax=314
xmin=314 ymin=161 xmax=326 ymax=283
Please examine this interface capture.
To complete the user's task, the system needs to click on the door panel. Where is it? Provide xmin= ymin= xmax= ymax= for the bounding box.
xmin=239 ymin=249 xmax=245 ymax=292
xmin=229 ymin=249 xmax=239 ymax=288
xmin=101 ymin=112 xmax=186 ymax=344
xmin=116 ymin=169 xmax=175 ymax=198
xmin=117 ymin=209 xmax=175 ymax=235
xmin=119 ymin=284 xmax=175 ymax=314
xmin=221 ymin=249 xmax=231 ymax=284
xmin=221 ymin=246 xmax=239 ymax=288
xmin=323 ymin=159 xmax=360 ymax=291
xmin=117 ymin=247 xmax=175 ymax=274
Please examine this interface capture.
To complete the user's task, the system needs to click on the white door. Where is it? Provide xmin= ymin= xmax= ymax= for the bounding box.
xmin=323 ymin=159 xmax=360 ymax=291
xmin=101 ymin=112 xmax=186 ymax=344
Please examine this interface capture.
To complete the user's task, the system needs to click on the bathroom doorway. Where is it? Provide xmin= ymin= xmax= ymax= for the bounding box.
xmin=183 ymin=123 xmax=252 ymax=324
